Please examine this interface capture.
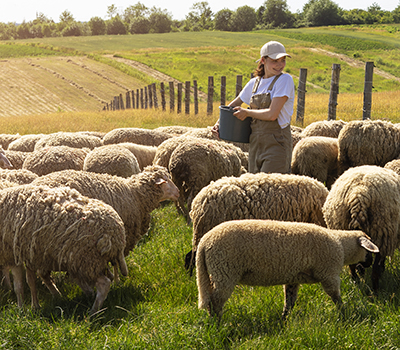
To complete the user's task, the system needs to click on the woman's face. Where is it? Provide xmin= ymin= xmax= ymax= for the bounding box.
xmin=262 ymin=56 xmax=286 ymax=78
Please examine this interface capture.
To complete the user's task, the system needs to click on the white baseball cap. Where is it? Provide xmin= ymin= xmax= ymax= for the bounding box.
xmin=257 ymin=41 xmax=291 ymax=61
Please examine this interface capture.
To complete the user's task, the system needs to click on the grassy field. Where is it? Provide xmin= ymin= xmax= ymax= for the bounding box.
xmin=0 ymin=26 xmax=400 ymax=349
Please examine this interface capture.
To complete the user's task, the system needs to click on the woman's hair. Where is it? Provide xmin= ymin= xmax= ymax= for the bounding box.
xmin=254 ymin=57 xmax=266 ymax=77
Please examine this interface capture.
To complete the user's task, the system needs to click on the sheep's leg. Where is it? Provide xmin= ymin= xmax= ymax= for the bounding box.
xmin=38 ymin=270 xmax=61 ymax=297
xmin=10 ymin=265 xmax=24 ymax=308
xmin=1 ymin=266 xmax=12 ymax=290
xmin=26 ymin=268 xmax=40 ymax=310
xmin=282 ymin=284 xmax=300 ymax=319
xmin=371 ymin=253 xmax=386 ymax=292
xmin=209 ymin=282 xmax=235 ymax=318
xmin=89 ymin=275 xmax=111 ymax=315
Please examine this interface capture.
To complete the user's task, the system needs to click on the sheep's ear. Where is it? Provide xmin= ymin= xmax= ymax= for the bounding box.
xmin=358 ymin=236 xmax=379 ymax=253
xmin=155 ymin=178 xmax=167 ymax=185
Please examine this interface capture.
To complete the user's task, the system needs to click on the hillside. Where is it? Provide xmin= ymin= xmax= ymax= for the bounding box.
xmin=1 ymin=27 xmax=399 ymax=118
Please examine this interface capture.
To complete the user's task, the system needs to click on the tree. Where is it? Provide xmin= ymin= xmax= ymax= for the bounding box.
xmin=231 ymin=5 xmax=257 ymax=31
xmin=303 ymin=0 xmax=343 ymax=26
xmin=124 ymin=2 xmax=149 ymax=24
xmin=261 ymin=0 xmax=295 ymax=28
xmin=149 ymin=8 xmax=172 ymax=33
xmin=89 ymin=16 xmax=106 ymax=35
xmin=59 ymin=10 xmax=74 ymax=24
xmin=214 ymin=9 xmax=234 ymax=31
xmin=185 ymin=2 xmax=213 ymax=31
xmin=106 ymin=15 xmax=127 ymax=35
xmin=107 ymin=4 xmax=118 ymax=19
xmin=129 ymin=16 xmax=151 ymax=34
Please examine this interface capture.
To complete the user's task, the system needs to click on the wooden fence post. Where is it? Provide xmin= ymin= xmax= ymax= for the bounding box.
xmin=140 ymin=89 xmax=144 ymax=108
xmin=296 ymin=68 xmax=307 ymax=126
xmin=126 ymin=91 xmax=131 ymax=109
xmin=177 ymin=82 xmax=182 ymax=113
xmin=144 ymin=86 xmax=148 ymax=109
xmin=193 ymin=80 xmax=198 ymax=115
xmin=148 ymin=85 xmax=153 ymax=108
xmin=363 ymin=61 xmax=374 ymax=120
xmin=136 ymin=90 xmax=139 ymax=109
xmin=185 ymin=81 xmax=190 ymax=114
xmin=160 ymin=82 xmax=166 ymax=111
xmin=220 ymin=76 xmax=226 ymax=106
xmin=236 ymin=75 xmax=243 ymax=97
xmin=152 ymin=83 xmax=158 ymax=109
xmin=119 ymin=94 xmax=124 ymax=110
xmin=131 ymin=90 xmax=135 ymax=109
xmin=328 ymin=64 xmax=341 ymax=120
xmin=169 ymin=82 xmax=174 ymax=112
xmin=207 ymin=76 xmax=214 ymax=115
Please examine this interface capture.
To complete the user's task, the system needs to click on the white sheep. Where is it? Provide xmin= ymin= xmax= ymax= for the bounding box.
xmin=0 ymin=133 xmax=20 ymax=150
xmin=301 ymin=119 xmax=346 ymax=138
xmin=196 ymin=219 xmax=379 ymax=319
xmin=103 ymin=127 xmax=173 ymax=147
xmin=4 ymin=150 xmax=29 ymax=169
xmin=169 ymin=137 xmax=246 ymax=222
xmin=31 ymin=165 xmax=179 ymax=258
xmin=34 ymin=131 xmax=103 ymax=151
xmin=0 ymin=168 xmax=38 ymax=184
xmin=7 ymin=134 xmax=45 ymax=152
xmin=116 ymin=142 xmax=157 ymax=170
xmin=187 ymin=172 xmax=329 ymax=273
xmin=337 ymin=119 xmax=400 ymax=174
xmin=291 ymin=136 xmax=339 ymax=189
xmin=83 ymin=144 xmax=140 ymax=178
xmin=22 ymin=146 xmax=89 ymax=176
xmin=384 ymin=158 xmax=400 ymax=175
xmin=322 ymin=165 xmax=400 ymax=291
xmin=0 ymin=184 xmax=127 ymax=314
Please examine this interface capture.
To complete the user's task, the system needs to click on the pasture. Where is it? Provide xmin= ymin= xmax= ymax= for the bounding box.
xmin=0 ymin=26 xmax=400 ymax=349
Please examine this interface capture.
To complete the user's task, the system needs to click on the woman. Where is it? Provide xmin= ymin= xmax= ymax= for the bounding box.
xmin=212 ymin=41 xmax=295 ymax=174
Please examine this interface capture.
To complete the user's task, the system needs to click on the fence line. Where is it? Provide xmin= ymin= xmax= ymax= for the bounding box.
xmin=103 ymin=62 xmax=375 ymax=125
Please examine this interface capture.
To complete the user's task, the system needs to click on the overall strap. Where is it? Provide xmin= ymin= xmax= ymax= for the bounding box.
xmin=252 ymin=73 xmax=283 ymax=94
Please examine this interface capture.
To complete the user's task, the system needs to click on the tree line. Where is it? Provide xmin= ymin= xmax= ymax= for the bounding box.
xmin=0 ymin=0 xmax=400 ymax=40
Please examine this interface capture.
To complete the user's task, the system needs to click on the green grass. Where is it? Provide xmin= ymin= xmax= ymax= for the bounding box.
xmin=1 ymin=204 xmax=400 ymax=349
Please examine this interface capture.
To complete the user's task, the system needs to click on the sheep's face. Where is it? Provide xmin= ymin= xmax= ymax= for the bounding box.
xmin=156 ymin=176 xmax=179 ymax=202
xmin=0 ymin=150 xmax=12 ymax=169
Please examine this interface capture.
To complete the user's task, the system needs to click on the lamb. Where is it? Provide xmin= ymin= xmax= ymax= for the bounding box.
xmin=0 ymin=184 xmax=128 ymax=314
xmin=116 ymin=143 xmax=157 ymax=170
xmin=301 ymin=119 xmax=346 ymax=138
xmin=102 ymin=127 xmax=173 ymax=147
xmin=22 ymin=146 xmax=89 ymax=176
xmin=31 ymin=165 xmax=179 ymax=257
xmin=196 ymin=219 xmax=378 ymax=319
xmin=291 ymin=136 xmax=339 ymax=189
xmin=8 ymin=134 xmax=44 ymax=152
xmin=322 ymin=165 xmax=400 ymax=291
xmin=337 ymin=119 xmax=400 ymax=174
xmin=187 ymin=172 xmax=329 ymax=273
xmin=169 ymin=137 xmax=245 ymax=222
xmin=34 ymin=131 xmax=103 ymax=151
xmin=83 ymin=144 xmax=140 ymax=178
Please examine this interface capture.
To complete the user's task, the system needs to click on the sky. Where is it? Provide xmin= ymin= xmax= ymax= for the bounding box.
xmin=0 ymin=0 xmax=398 ymax=24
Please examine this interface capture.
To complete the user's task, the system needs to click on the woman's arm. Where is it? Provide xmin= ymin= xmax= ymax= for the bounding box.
xmin=233 ymin=96 xmax=288 ymax=121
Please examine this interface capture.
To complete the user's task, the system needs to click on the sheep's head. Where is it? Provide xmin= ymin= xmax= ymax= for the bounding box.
xmin=0 ymin=148 xmax=12 ymax=169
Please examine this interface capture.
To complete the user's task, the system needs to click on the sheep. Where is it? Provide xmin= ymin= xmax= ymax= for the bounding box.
xmin=187 ymin=172 xmax=329 ymax=273
xmin=34 ymin=131 xmax=103 ymax=151
xmin=83 ymin=144 xmax=140 ymax=178
xmin=0 ymin=133 xmax=20 ymax=150
xmin=0 ymin=184 xmax=127 ymax=314
xmin=154 ymin=125 xmax=196 ymax=135
xmin=301 ymin=119 xmax=346 ymax=138
xmin=337 ymin=119 xmax=400 ymax=174
xmin=384 ymin=158 xmax=400 ymax=175
xmin=291 ymin=136 xmax=339 ymax=189
xmin=22 ymin=146 xmax=89 ymax=176
xmin=4 ymin=150 xmax=29 ymax=169
xmin=0 ymin=147 xmax=12 ymax=169
xmin=103 ymin=127 xmax=173 ymax=147
xmin=196 ymin=219 xmax=379 ymax=319
xmin=31 ymin=165 xmax=179 ymax=258
xmin=108 ymin=142 xmax=156 ymax=171
xmin=8 ymin=134 xmax=44 ymax=152
xmin=0 ymin=169 xmax=38 ymax=184
xmin=169 ymin=137 xmax=245 ymax=222
xmin=322 ymin=165 xmax=400 ymax=291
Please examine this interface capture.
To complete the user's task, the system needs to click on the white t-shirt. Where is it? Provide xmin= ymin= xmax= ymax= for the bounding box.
xmin=238 ymin=73 xmax=295 ymax=128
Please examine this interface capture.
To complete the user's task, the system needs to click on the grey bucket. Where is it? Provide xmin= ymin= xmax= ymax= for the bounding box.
xmin=218 ymin=105 xmax=251 ymax=143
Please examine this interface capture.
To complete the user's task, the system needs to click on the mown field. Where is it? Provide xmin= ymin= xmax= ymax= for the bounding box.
xmin=0 ymin=26 xmax=400 ymax=349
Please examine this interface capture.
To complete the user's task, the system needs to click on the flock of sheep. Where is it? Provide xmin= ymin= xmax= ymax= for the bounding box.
xmin=0 ymin=118 xmax=399 ymax=319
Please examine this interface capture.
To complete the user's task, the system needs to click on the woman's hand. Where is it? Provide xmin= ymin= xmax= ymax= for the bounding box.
xmin=211 ymin=122 xmax=220 ymax=139
xmin=233 ymin=107 xmax=248 ymax=121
